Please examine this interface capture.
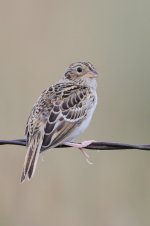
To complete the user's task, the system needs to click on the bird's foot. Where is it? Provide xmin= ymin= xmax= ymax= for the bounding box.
xmin=64 ymin=140 xmax=95 ymax=165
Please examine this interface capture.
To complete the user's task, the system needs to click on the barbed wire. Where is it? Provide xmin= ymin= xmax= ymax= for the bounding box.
xmin=0 ymin=139 xmax=150 ymax=151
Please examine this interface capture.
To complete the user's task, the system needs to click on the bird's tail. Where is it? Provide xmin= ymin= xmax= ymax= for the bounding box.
xmin=21 ymin=131 xmax=43 ymax=183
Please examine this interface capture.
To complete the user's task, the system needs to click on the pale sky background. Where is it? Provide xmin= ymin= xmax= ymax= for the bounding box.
xmin=0 ymin=0 xmax=150 ymax=226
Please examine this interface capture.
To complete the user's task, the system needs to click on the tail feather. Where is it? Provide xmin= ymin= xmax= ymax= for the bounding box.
xmin=21 ymin=132 xmax=43 ymax=183
xmin=27 ymin=143 xmax=40 ymax=180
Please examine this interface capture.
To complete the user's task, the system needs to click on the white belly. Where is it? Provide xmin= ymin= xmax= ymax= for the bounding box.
xmin=64 ymin=94 xmax=97 ymax=142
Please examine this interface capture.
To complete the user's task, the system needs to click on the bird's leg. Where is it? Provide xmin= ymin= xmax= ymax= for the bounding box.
xmin=65 ymin=140 xmax=95 ymax=148
xmin=64 ymin=140 xmax=95 ymax=165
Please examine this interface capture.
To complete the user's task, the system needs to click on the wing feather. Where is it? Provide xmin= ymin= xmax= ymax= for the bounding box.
xmin=41 ymin=84 xmax=92 ymax=149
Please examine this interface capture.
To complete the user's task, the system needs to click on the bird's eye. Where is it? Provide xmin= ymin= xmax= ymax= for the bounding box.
xmin=77 ymin=67 xmax=82 ymax=73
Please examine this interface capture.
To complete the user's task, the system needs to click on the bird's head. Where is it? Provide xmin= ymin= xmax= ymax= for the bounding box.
xmin=63 ymin=62 xmax=98 ymax=86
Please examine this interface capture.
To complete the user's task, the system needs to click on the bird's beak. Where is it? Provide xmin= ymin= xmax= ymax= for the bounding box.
xmin=83 ymin=70 xmax=98 ymax=78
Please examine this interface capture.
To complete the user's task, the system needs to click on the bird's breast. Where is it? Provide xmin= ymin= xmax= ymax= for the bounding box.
xmin=65 ymin=92 xmax=97 ymax=142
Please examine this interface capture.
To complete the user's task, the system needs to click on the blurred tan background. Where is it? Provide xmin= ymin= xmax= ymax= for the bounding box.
xmin=0 ymin=0 xmax=150 ymax=225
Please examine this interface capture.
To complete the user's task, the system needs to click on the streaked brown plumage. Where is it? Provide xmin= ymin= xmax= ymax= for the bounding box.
xmin=21 ymin=62 xmax=98 ymax=182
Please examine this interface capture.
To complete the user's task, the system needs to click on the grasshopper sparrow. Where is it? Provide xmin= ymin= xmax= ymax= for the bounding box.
xmin=21 ymin=62 xmax=98 ymax=182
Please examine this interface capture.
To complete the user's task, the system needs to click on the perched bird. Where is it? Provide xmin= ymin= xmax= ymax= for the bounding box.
xmin=21 ymin=62 xmax=98 ymax=182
